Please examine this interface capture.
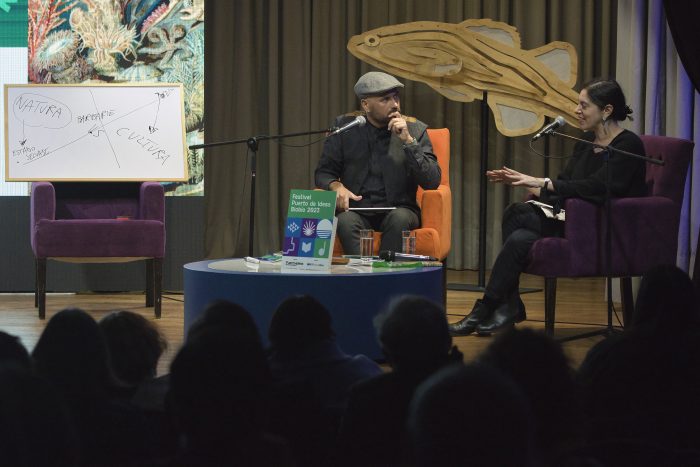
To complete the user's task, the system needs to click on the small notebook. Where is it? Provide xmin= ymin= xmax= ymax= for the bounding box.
xmin=526 ymin=200 xmax=566 ymax=221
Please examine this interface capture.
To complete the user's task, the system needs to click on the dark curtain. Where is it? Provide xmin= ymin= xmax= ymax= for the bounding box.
xmin=204 ymin=0 xmax=618 ymax=269
xmin=663 ymin=0 xmax=700 ymax=94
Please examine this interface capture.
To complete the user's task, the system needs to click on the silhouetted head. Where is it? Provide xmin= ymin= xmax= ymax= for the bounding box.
xmin=408 ymin=363 xmax=535 ymax=467
xmin=99 ymin=310 xmax=167 ymax=386
xmin=480 ymin=328 xmax=583 ymax=462
xmin=579 ymin=266 xmax=700 ymax=452
xmin=168 ymin=327 xmax=272 ymax=455
xmin=187 ymin=299 xmax=261 ymax=344
xmin=375 ymin=295 xmax=452 ymax=373
xmin=0 ymin=365 xmax=80 ymax=467
xmin=268 ymin=295 xmax=334 ymax=356
xmin=0 ymin=331 xmax=31 ymax=370
xmin=32 ymin=308 xmax=113 ymax=399
xmin=634 ymin=264 xmax=700 ymax=331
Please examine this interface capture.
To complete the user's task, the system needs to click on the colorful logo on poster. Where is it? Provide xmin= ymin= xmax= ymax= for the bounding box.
xmin=284 ymin=217 xmax=331 ymax=258
xmin=286 ymin=218 xmax=302 ymax=237
xmin=316 ymin=218 xmax=333 ymax=239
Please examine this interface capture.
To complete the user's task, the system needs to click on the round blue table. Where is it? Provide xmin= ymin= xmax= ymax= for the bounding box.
xmin=184 ymin=259 xmax=444 ymax=360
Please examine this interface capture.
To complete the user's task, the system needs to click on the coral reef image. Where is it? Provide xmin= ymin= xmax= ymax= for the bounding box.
xmin=28 ymin=0 xmax=205 ymax=195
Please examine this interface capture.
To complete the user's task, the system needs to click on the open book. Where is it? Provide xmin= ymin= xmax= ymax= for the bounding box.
xmin=526 ymin=200 xmax=566 ymax=221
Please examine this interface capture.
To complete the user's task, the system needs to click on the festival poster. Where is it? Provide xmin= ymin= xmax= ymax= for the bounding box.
xmin=281 ymin=189 xmax=337 ymax=273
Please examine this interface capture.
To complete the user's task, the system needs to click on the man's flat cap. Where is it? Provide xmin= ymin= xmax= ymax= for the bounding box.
xmin=354 ymin=71 xmax=404 ymax=98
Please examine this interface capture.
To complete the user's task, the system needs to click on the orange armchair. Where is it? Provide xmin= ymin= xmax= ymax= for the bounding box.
xmin=332 ymin=128 xmax=452 ymax=260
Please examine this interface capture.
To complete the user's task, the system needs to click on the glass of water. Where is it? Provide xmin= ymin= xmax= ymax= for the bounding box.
xmin=359 ymin=229 xmax=374 ymax=263
xmin=402 ymin=230 xmax=416 ymax=255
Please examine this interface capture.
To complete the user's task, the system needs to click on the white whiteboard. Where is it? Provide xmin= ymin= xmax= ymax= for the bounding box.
xmin=3 ymin=83 xmax=188 ymax=181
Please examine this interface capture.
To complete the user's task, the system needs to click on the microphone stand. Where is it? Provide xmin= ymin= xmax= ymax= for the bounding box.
xmin=447 ymin=96 xmax=541 ymax=295
xmin=547 ymin=129 xmax=663 ymax=342
xmin=447 ymin=91 xmax=489 ymax=292
xmin=189 ymin=128 xmax=332 ymax=257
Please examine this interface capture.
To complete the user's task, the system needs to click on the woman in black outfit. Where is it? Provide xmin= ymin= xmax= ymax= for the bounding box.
xmin=449 ymin=78 xmax=647 ymax=336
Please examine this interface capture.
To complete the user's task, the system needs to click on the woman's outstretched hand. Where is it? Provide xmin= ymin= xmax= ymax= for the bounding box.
xmin=486 ymin=166 xmax=541 ymax=188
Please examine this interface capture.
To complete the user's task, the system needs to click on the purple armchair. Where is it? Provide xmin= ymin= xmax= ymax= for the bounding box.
xmin=30 ymin=182 xmax=166 ymax=319
xmin=525 ymin=135 xmax=694 ymax=335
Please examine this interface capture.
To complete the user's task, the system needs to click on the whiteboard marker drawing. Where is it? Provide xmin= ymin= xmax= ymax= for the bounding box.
xmin=89 ymin=89 xmax=120 ymax=168
xmin=4 ymin=84 xmax=188 ymax=181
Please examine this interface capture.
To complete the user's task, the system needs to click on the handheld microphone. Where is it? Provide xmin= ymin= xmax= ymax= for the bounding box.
xmin=379 ymin=250 xmax=438 ymax=262
xmin=329 ymin=116 xmax=366 ymax=136
xmin=531 ymin=116 xmax=566 ymax=141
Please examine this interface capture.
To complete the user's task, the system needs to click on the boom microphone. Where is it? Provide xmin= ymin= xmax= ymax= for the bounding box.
xmin=531 ymin=116 xmax=566 ymax=141
xmin=329 ymin=116 xmax=366 ymax=136
xmin=379 ymin=250 xmax=438 ymax=262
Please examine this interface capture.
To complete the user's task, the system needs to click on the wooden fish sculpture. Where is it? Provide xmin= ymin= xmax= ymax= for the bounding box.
xmin=347 ymin=19 xmax=579 ymax=137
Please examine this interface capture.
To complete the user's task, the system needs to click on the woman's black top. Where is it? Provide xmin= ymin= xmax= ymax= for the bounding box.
xmin=543 ymin=129 xmax=647 ymax=206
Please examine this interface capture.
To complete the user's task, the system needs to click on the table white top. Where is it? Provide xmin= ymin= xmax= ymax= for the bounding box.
xmin=204 ymin=258 xmax=437 ymax=276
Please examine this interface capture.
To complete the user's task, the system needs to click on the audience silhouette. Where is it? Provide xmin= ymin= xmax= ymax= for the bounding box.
xmin=187 ymin=298 xmax=261 ymax=342
xmin=479 ymin=328 xmax=585 ymax=466
xmin=167 ymin=303 xmax=292 ymax=466
xmin=407 ymin=362 xmax=536 ymax=467
xmin=99 ymin=310 xmax=168 ymax=392
xmin=578 ymin=265 xmax=700 ymax=464
xmin=32 ymin=308 xmax=158 ymax=466
xmin=337 ymin=295 xmax=462 ymax=467
xmin=0 ymin=364 xmax=80 ymax=467
xmin=266 ymin=295 xmax=381 ymax=466
xmin=632 ymin=263 xmax=700 ymax=331
xmin=268 ymin=295 xmax=381 ymax=410
xmin=0 ymin=330 xmax=31 ymax=370
xmin=99 ymin=310 xmax=176 ymax=459
xmin=4 ymin=276 xmax=700 ymax=466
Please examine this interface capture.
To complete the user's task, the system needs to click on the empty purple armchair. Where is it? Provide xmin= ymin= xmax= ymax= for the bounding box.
xmin=525 ymin=135 xmax=694 ymax=335
xmin=30 ymin=182 xmax=166 ymax=319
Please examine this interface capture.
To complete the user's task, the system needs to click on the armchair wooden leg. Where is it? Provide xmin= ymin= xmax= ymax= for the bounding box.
xmin=36 ymin=258 xmax=46 ymax=320
xmin=620 ymin=277 xmax=634 ymax=328
xmin=153 ymin=258 xmax=162 ymax=319
xmin=146 ymin=259 xmax=154 ymax=307
xmin=544 ymin=277 xmax=557 ymax=336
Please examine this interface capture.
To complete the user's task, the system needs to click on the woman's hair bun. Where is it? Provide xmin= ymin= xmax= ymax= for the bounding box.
xmin=624 ymin=105 xmax=634 ymax=121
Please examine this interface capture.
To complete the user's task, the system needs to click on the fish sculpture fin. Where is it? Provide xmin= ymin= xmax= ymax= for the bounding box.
xmin=528 ymin=41 xmax=578 ymax=88
xmin=459 ymin=19 xmax=521 ymax=48
xmin=487 ymin=94 xmax=546 ymax=137
xmin=426 ymin=83 xmax=478 ymax=103
xmin=379 ymin=43 xmax=463 ymax=77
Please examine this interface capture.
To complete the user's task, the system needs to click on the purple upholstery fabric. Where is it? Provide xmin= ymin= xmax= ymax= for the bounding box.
xmin=55 ymin=199 xmax=139 ymax=220
xmin=525 ymin=135 xmax=694 ymax=278
xmin=33 ymin=219 xmax=165 ymax=258
xmin=30 ymin=182 xmax=165 ymax=259
xmin=642 ymin=135 xmax=692 ymax=204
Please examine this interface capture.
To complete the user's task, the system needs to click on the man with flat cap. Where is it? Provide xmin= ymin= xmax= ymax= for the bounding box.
xmin=315 ymin=71 xmax=441 ymax=255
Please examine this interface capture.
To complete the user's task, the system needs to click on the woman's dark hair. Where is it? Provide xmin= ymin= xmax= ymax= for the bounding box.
xmin=0 ymin=331 xmax=31 ymax=370
xmin=32 ymin=308 xmax=113 ymax=398
xmin=99 ymin=310 xmax=168 ymax=386
xmin=268 ymin=295 xmax=334 ymax=355
xmin=634 ymin=264 xmax=700 ymax=330
xmin=582 ymin=78 xmax=634 ymax=121
xmin=375 ymin=295 xmax=454 ymax=373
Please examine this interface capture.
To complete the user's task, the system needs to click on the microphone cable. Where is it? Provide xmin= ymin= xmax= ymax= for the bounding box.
xmin=274 ymin=135 xmax=328 ymax=148
xmin=528 ymin=140 xmax=578 ymax=160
